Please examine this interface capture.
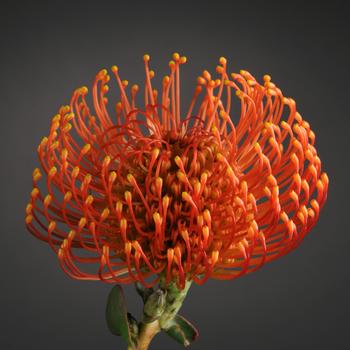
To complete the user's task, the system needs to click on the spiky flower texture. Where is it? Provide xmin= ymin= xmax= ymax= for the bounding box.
xmin=25 ymin=53 xmax=328 ymax=349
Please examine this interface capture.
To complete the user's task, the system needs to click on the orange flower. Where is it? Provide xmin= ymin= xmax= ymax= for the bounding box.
xmin=25 ymin=53 xmax=328 ymax=289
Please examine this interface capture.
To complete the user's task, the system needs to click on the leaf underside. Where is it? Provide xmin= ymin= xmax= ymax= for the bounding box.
xmin=105 ymin=285 xmax=132 ymax=345
xmin=165 ymin=314 xmax=199 ymax=347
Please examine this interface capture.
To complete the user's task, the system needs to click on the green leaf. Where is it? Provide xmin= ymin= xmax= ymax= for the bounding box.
xmin=164 ymin=314 xmax=199 ymax=347
xmin=106 ymin=285 xmax=134 ymax=347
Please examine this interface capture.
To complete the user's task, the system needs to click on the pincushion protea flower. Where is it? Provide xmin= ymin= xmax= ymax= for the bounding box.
xmin=25 ymin=53 xmax=328 ymax=350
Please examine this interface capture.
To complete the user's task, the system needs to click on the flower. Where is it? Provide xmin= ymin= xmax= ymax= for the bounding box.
xmin=25 ymin=53 xmax=328 ymax=289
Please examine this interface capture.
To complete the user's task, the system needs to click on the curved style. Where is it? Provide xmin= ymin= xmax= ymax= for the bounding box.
xmin=25 ymin=54 xmax=328 ymax=289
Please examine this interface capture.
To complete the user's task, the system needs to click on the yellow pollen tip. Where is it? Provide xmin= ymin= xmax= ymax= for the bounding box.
xmin=203 ymin=209 xmax=211 ymax=223
xmin=216 ymin=66 xmax=224 ymax=74
xmin=182 ymin=192 xmax=190 ymax=201
xmin=162 ymin=195 xmax=170 ymax=207
xmin=64 ymin=191 xmax=72 ymax=201
xmin=125 ymin=241 xmax=132 ymax=254
xmin=202 ymin=70 xmax=211 ymax=80
xmin=120 ymin=217 xmax=127 ymax=228
xmin=132 ymin=84 xmax=139 ymax=92
xmin=127 ymin=173 xmax=135 ymax=183
xmin=116 ymin=200 xmax=123 ymax=212
xmin=163 ymin=76 xmax=170 ymax=85
xmin=101 ymin=208 xmax=110 ymax=220
xmin=153 ymin=212 xmax=161 ymax=224
xmin=216 ymin=153 xmax=224 ymax=161
xmin=211 ymin=125 xmax=219 ymax=134
xmin=33 ymin=167 xmax=41 ymax=175
xmin=180 ymin=56 xmax=187 ymax=64
xmin=48 ymin=221 xmax=56 ymax=232
xmin=32 ymin=169 xmax=42 ymax=182
xmin=85 ymin=195 xmax=94 ymax=205
xmin=72 ymin=166 xmax=80 ymax=178
xmin=40 ymin=137 xmax=48 ymax=146
xmin=200 ymin=172 xmax=208 ymax=184
xmin=44 ymin=194 xmax=52 ymax=206
xmin=109 ymin=171 xmax=117 ymax=183
xmin=103 ymin=155 xmax=111 ymax=166
xmin=197 ymin=215 xmax=204 ymax=227
xmin=50 ymin=140 xmax=59 ymax=150
xmin=173 ymin=52 xmax=180 ymax=61
xmin=61 ymin=148 xmax=68 ymax=159
xmin=211 ymin=251 xmax=219 ymax=265
xmin=57 ymin=248 xmax=64 ymax=258
xmin=68 ymin=230 xmax=76 ymax=240
xmin=219 ymin=56 xmax=227 ymax=65
xmin=125 ymin=191 xmax=132 ymax=202
xmin=84 ymin=174 xmax=92 ymax=184
xmin=78 ymin=217 xmax=87 ymax=229
xmin=226 ymin=166 xmax=235 ymax=178
xmin=52 ymin=114 xmax=61 ymax=123
xmin=111 ymin=65 xmax=118 ymax=73
xmin=152 ymin=147 xmax=160 ymax=159
xmin=174 ymin=246 xmax=182 ymax=258
xmin=177 ymin=171 xmax=187 ymax=182
xmin=143 ymin=54 xmax=150 ymax=62
xmin=49 ymin=167 xmax=57 ymax=177
xmin=202 ymin=225 xmax=209 ymax=236
xmin=219 ymin=110 xmax=226 ymax=118
xmin=25 ymin=215 xmax=33 ymax=224
xmin=321 ymin=173 xmax=329 ymax=185
xmin=181 ymin=229 xmax=189 ymax=241
xmin=156 ymin=177 xmax=163 ymax=187
xmin=66 ymin=113 xmax=74 ymax=121
xmin=25 ymin=203 xmax=33 ymax=214
xmin=197 ymin=77 xmax=206 ymax=85
xmin=122 ymin=80 xmax=129 ymax=87
xmin=194 ymin=182 xmax=201 ymax=194
xmin=62 ymin=123 xmax=72 ymax=133
xmin=80 ymin=86 xmax=88 ymax=94
xmin=149 ymin=70 xmax=155 ymax=78
xmin=81 ymin=144 xmax=91 ymax=154
xmin=98 ymin=69 xmax=107 ymax=77
xmin=174 ymin=155 xmax=182 ymax=167
xmin=167 ymin=248 xmax=174 ymax=261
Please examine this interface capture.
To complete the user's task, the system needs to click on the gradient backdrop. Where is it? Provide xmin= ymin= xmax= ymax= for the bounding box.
xmin=1 ymin=1 xmax=349 ymax=349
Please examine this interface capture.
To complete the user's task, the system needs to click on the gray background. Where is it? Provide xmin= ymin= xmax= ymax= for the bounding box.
xmin=1 ymin=0 xmax=349 ymax=349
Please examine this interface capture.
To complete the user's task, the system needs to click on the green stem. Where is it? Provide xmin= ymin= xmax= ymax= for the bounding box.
xmin=131 ymin=279 xmax=192 ymax=350
xmin=159 ymin=279 xmax=192 ymax=330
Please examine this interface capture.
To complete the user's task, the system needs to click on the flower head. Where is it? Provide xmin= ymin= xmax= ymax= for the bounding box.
xmin=26 ymin=53 xmax=328 ymax=289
